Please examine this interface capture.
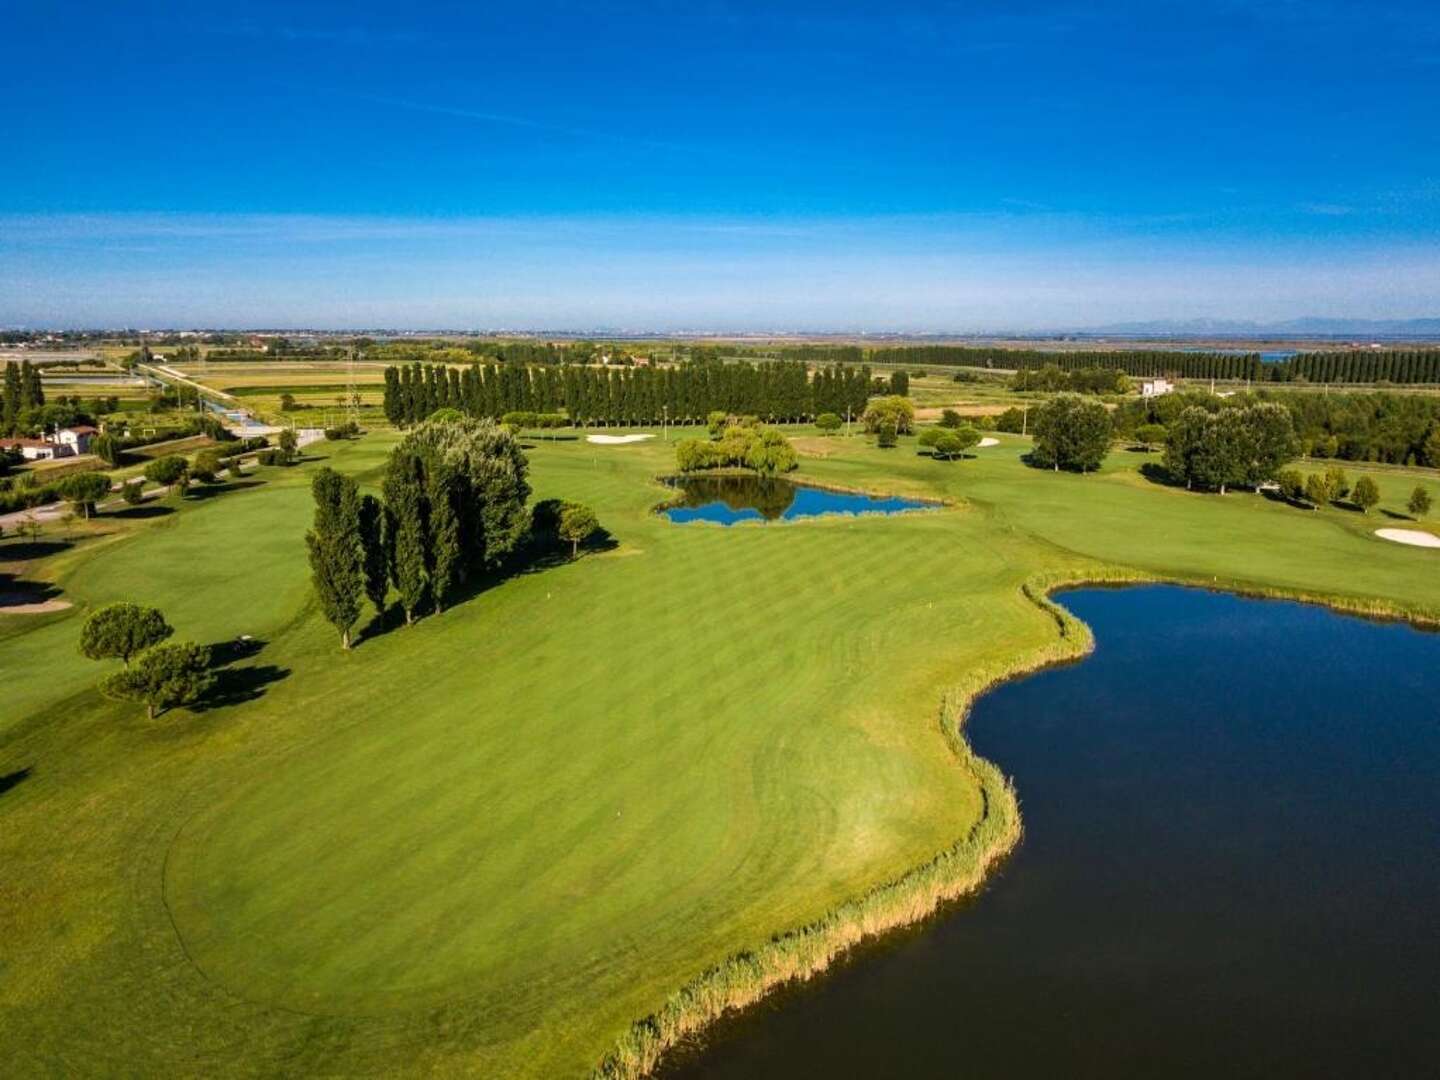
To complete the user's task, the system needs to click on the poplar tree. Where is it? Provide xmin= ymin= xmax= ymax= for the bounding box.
xmin=357 ymin=493 xmax=391 ymax=621
xmin=383 ymin=450 xmax=431 ymax=624
xmin=2 ymin=361 xmax=20 ymax=432
xmin=306 ymin=467 xmax=364 ymax=649
xmin=426 ymin=463 xmax=462 ymax=613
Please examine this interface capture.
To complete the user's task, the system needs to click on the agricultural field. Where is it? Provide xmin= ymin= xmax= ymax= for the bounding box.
xmin=3 ymin=424 xmax=1439 ymax=1077
xmin=167 ymin=361 xmax=391 ymax=424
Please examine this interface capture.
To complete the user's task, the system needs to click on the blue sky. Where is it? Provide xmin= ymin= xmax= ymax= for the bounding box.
xmin=3 ymin=0 xmax=1438 ymax=330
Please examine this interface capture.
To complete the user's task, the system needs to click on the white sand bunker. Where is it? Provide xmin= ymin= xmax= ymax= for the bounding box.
xmin=586 ymin=433 xmax=655 ymax=445
xmin=977 ymin=437 xmax=1000 ymax=448
xmin=1375 ymin=528 xmax=1440 ymax=549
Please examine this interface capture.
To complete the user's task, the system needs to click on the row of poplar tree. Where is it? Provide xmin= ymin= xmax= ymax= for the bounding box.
xmin=306 ymin=417 xmax=532 ymax=647
xmin=844 ymin=344 xmax=1440 ymax=385
xmin=2 ymin=360 xmax=47 ymax=433
xmin=381 ymin=360 xmax=877 ymax=427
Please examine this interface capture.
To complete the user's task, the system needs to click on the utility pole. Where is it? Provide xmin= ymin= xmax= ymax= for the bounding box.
xmin=346 ymin=344 xmax=360 ymax=426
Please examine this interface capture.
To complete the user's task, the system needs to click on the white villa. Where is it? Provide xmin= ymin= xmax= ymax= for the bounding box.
xmin=0 ymin=425 xmax=98 ymax=461
xmin=1141 ymin=378 xmax=1175 ymax=398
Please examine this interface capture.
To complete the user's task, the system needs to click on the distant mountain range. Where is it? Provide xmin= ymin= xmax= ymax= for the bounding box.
xmin=1075 ymin=317 xmax=1440 ymax=339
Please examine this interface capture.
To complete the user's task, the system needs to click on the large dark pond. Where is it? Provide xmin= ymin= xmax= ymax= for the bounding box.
xmin=662 ymin=475 xmax=932 ymax=525
xmin=663 ymin=586 xmax=1440 ymax=1078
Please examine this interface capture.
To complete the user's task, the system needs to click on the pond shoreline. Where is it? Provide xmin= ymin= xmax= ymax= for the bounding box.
xmin=594 ymin=566 xmax=1440 ymax=1079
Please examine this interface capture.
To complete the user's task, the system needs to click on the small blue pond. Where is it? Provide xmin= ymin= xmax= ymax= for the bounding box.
xmin=662 ymin=475 xmax=932 ymax=525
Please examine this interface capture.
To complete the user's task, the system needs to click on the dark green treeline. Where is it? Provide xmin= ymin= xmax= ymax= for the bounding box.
xmin=854 ymin=345 xmax=1440 ymax=384
xmin=382 ymin=361 xmax=873 ymax=427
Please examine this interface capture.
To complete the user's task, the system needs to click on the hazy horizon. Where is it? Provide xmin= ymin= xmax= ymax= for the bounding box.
xmin=5 ymin=1 xmax=1439 ymax=328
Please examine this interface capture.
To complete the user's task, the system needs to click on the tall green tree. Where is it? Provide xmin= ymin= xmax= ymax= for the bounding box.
xmin=357 ymin=493 xmax=391 ymax=621
xmin=60 ymin=471 xmax=112 ymax=518
xmin=1408 ymin=485 xmax=1432 ymax=519
xmin=1031 ymin=393 xmax=1112 ymax=472
xmin=426 ymin=462 xmax=463 ymax=612
xmin=101 ymin=641 xmax=213 ymax=719
xmin=79 ymin=601 xmax=173 ymax=667
xmin=383 ymin=449 xmax=431 ymax=624
xmin=1352 ymin=475 xmax=1380 ymax=514
xmin=305 ymin=467 xmax=365 ymax=649
xmin=1 ymin=361 xmax=20 ymax=433
xmin=558 ymin=503 xmax=599 ymax=557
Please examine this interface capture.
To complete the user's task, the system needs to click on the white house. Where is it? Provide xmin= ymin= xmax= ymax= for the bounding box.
xmin=1141 ymin=378 xmax=1174 ymax=398
xmin=0 ymin=425 xmax=98 ymax=461
xmin=0 ymin=437 xmax=59 ymax=461
xmin=55 ymin=425 xmax=97 ymax=454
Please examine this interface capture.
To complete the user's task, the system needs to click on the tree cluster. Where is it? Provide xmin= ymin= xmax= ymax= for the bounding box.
xmin=1163 ymin=403 xmax=1299 ymax=493
xmin=1030 ymin=394 xmax=1113 ymax=472
xmin=81 ymin=602 xmax=213 ymax=719
xmin=918 ymin=425 xmax=981 ymax=459
xmin=675 ymin=421 xmax=799 ymax=474
xmin=1011 ymin=364 xmax=1130 ymax=395
xmin=307 ymin=416 xmax=533 ymax=645
xmin=2 ymin=360 xmax=49 ymax=434
xmin=861 ymin=396 xmax=916 ymax=436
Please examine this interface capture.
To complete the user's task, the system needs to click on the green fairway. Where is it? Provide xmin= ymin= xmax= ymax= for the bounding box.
xmin=2 ymin=428 xmax=1437 ymax=1076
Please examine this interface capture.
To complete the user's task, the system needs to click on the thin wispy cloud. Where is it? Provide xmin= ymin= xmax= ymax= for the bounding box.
xmin=351 ymin=93 xmax=703 ymax=156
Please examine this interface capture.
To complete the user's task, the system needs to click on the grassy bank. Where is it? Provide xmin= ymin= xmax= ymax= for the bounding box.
xmin=2 ymin=428 xmax=1438 ymax=1077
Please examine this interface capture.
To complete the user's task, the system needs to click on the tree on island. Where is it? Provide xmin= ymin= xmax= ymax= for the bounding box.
xmin=79 ymin=601 xmax=173 ymax=667
xmin=1031 ymin=393 xmax=1112 ymax=472
xmin=1352 ymin=475 xmax=1380 ymax=515
xmin=306 ymin=467 xmax=365 ymax=649
xmin=1408 ymin=485 xmax=1432 ymax=519
xmin=862 ymin=396 xmax=915 ymax=436
xmin=101 ymin=641 xmax=213 ymax=719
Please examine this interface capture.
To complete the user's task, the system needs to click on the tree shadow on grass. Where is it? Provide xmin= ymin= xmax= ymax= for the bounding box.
xmin=108 ymin=505 xmax=175 ymax=520
xmin=0 ymin=540 xmax=72 ymax=561
xmin=1138 ymin=462 xmax=1184 ymax=488
xmin=0 ymin=766 xmax=32 ymax=798
xmin=184 ymin=480 xmax=265 ymax=502
xmin=193 ymin=637 xmax=290 ymax=711
xmin=519 ymin=435 xmax=581 ymax=448
xmin=1380 ymin=508 xmax=1413 ymax=521
xmin=358 ymin=525 xmax=622 ymax=645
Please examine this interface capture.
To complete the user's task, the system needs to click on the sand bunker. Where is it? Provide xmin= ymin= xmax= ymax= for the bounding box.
xmin=586 ymin=433 xmax=655 ymax=445
xmin=977 ymin=437 xmax=1000 ymax=448
xmin=0 ymin=594 xmax=72 ymax=615
xmin=1375 ymin=528 xmax=1440 ymax=549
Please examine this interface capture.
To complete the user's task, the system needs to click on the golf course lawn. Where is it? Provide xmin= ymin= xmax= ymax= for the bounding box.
xmin=2 ymin=428 xmax=1438 ymax=1077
